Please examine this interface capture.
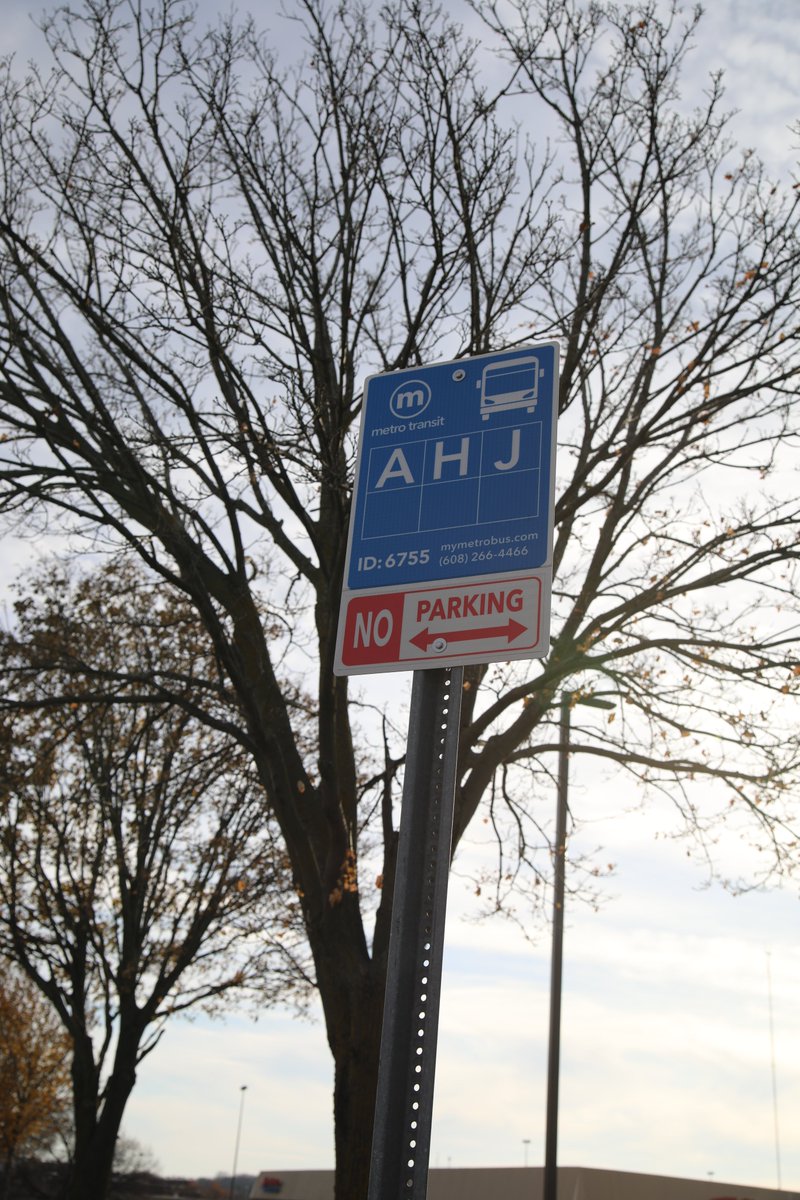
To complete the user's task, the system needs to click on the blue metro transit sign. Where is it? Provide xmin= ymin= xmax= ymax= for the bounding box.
xmin=334 ymin=344 xmax=559 ymax=674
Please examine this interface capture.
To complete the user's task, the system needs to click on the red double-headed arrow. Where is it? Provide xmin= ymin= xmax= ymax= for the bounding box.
xmin=410 ymin=618 xmax=527 ymax=652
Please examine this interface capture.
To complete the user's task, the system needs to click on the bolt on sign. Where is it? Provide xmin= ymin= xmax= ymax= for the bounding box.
xmin=334 ymin=344 xmax=560 ymax=674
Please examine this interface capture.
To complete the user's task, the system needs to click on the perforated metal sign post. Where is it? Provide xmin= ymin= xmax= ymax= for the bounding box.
xmin=334 ymin=343 xmax=559 ymax=675
xmin=367 ymin=666 xmax=463 ymax=1200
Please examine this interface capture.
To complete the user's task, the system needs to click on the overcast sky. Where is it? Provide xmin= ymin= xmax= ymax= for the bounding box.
xmin=123 ymin=788 xmax=800 ymax=1190
xmin=2 ymin=0 xmax=799 ymax=1191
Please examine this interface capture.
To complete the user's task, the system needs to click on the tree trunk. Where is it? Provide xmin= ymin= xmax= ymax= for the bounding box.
xmin=67 ymin=1029 xmax=140 ymax=1200
xmin=67 ymin=1135 xmax=118 ymax=1200
xmin=330 ymin=971 xmax=385 ymax=1200
xmin=311 ymin=898 xmax=387 ymax=1200
xmin=2 ymin=1149 xmax=15 ymax=1200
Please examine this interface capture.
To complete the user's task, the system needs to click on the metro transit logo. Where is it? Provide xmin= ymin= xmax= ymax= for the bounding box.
xmin=389 ymin=378 xmax=432 ymax=418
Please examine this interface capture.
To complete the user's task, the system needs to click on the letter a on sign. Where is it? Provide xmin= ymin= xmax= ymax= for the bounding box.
xmin=376 ymin=449 xmax=415 ymax=489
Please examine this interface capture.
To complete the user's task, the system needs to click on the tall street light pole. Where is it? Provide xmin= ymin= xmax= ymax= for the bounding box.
xmin=543 ymin=692 xmax=614 ymax=1200
xmin=229 ymin=1085 xmax=248 ymax=1200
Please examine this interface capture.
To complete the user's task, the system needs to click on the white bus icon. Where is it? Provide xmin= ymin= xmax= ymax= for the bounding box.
xmin=477 ymin=354 xmax=541 ymax=419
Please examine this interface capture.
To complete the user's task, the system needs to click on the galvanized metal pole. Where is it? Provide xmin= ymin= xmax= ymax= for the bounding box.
xmin=766 ymin=951 xmax=783 ymax=1191
xmin=543 ymin=692 xmax=570 ymax=1200
xmin=367 ymin=666 xmax=464 ymax=1200
xmin=228 ymin=1085 xmax=247 ymax=1200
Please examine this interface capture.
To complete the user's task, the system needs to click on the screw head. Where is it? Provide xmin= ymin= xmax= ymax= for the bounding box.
xmin=432 ymin=637 xmax=447 ymax=653
xmin=452 ymin=368 xmax=466 ymax=382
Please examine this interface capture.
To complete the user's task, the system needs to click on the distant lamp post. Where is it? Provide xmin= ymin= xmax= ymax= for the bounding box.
xmin=229 ymin=1085 xmax=248 ymax=1200
xmin=544 ymin=692 xmax=614 ymax=1200
xmin=523 ymin=1138 xmax=531 ymax=1167
xmin=766 ymin=951 xmax=783 ymax=1191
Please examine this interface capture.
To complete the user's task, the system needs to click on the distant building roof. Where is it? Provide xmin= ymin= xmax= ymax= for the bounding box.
xmin=249 ymin=1165 xmax=799 ymax=1200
